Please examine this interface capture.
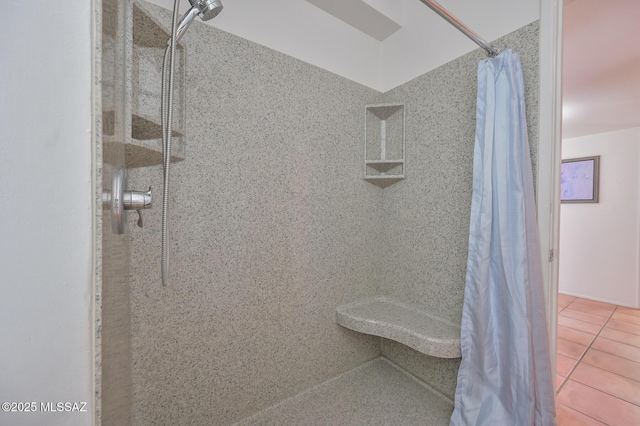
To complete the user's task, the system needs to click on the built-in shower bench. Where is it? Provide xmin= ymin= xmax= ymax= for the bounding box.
xmin=335 ymin=297 xmax=461 ymax=358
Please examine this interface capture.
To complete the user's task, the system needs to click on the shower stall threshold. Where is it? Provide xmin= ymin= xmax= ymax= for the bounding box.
xmin=232 ymin=357 xmax=453 ymax=426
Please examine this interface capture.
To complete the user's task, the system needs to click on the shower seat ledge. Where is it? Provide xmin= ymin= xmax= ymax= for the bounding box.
xmin=335 ymin=296 xmax=461 ymax=358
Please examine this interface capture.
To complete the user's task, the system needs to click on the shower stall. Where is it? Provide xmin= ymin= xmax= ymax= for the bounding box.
xmin=100 ymin=0 xmax=541 ymax=424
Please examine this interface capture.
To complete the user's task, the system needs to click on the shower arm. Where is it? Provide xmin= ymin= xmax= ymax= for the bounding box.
xmin=417 ymin=0 xmax=500 ymax=57
xmin=172 ymin=7 xmax=200 ymax=44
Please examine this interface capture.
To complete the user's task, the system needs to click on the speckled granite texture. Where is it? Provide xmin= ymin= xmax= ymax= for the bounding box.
xmin=379 ymin=21 xmax=540 ymax=400
xmin=233 ymin=358 xmax=453 ymax=426
xmin=335 ymin=297 xmax=460 ymax=358
xmin=127 ymin=2 xmax=382 ymax=425
xmin=118 ymin=2 xmax=539 ymax=423
xmin=100 ymin=0 xmax=133 ymax=425
xmin=382 ymin=339 xmax=460 ymax=402
xmin=131 ymin=4 xmax=186 ymax=165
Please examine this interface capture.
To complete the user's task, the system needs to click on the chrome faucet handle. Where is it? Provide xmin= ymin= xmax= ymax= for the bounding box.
xmin=125 ymin=186 xmax=152 ymax=229
xmin=124 ymin=186 xmax=153 ymax=211
xmin=103 ymin=168 xmax=153 ymax=234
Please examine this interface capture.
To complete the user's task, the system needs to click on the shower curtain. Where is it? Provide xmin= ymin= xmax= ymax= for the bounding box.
xmin=450 ymin=50 xmax=556 ymax=425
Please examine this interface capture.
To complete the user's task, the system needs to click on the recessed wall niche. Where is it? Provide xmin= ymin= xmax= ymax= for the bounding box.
xmin=128 ymin=3 xmax=186 ymax=167
xmin=364 ymin=103 xmax=405 ymax=188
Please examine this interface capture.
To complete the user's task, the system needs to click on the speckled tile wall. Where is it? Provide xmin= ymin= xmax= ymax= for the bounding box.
xmin=127 ymin=2 xmax=383 ymax=424
xmin=378 ymin=21 xmax=540 ymax=399
xmin=119 ymin=1 xmax=539 ymax=422
xmin=100 ymin=0 xmax=133 ymax=424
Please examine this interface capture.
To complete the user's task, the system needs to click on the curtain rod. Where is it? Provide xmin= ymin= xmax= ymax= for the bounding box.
xmin=417 ymin=0 xmax=500 ymax=57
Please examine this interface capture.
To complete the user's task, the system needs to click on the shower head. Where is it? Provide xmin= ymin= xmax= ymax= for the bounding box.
xmin=191 ymin=0 xmax=224 ymax=21
xmin=172 ymin=0 xmax=223 ymax=43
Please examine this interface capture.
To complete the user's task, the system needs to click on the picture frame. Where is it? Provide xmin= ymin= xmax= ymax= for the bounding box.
xmin=561 ymin=155 xmax=600 ymax=203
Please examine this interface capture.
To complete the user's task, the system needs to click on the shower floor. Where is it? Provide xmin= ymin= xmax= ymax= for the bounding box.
xmin=233 ymin=357 xmax=453 ymax=426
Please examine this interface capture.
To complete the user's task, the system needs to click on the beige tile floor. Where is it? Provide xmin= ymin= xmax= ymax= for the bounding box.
xmin=556 ymin=294 xmax=640 ymax=425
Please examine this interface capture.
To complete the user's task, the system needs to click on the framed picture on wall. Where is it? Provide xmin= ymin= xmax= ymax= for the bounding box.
xmin=561 ymin=155 xmax=600 ymax=203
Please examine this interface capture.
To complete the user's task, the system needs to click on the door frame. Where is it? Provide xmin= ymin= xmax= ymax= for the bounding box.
xmin=538 ymin=0 xmax=563 ymax=372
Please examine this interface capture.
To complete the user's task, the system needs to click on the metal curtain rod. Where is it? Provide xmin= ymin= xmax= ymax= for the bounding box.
xmin=417 ymin=0 xmax=500 ymax=57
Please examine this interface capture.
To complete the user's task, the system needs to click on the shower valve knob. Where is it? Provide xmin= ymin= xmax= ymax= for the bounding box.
xmin=104 ymin=167 xmax=153 ymax=234
xmin=125 ymin=187 xmax=152 ymax=229
xmin=123 ymin=186 xmax=153 ymax=211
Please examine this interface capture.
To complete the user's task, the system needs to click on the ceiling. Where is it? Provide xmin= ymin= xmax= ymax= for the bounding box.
xmin=147 ymin=0 xmax=538 ymax=92
xmin=562 ymin=0 xmax=640 ymax=139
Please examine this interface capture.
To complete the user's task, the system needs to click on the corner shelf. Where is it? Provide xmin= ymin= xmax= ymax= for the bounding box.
xmin=364 ymin=104 xmax=405 ymax=188
xmin=363 ymin=175 xmax=405 ymax=188
xmin=365 ymin=160 xmax=404 ymax=173
xmin=127 ymin=2 xmax=186 ymax=168
xmin=335 ymin=297 xmax=461 ymax=358
xmin=132 ymin=114 xmax=183 ymax=141
xmin=126 ymin=114 xmax=185 ymax=167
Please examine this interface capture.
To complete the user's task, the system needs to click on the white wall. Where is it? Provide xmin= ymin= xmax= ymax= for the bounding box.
xmin=0 ymin=1 xmax=95 ymax=425
xmin=559 ymin=128 xmax=640 ymax=307
xmin=148 ymin=0 xmax=540 ymax=91
xmin=380 ymin=0 xmax=539 ymax=91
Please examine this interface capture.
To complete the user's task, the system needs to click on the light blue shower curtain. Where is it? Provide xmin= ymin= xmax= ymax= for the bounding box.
xmin=450 ymin=50 xmax=556 ymax=426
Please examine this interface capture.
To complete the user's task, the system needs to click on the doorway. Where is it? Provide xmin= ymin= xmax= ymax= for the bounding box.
xmin=553 ymin=0 xmax=640 ymax=422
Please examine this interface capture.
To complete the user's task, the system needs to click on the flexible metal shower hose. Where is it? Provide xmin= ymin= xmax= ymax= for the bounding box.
xmin=160 ymin=0 xmax=181 ymax=286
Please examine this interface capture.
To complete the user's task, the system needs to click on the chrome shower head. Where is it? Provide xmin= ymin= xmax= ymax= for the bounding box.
xmin=190 ymin=0 xmax=224 ymax=21
xmin=173 ymin=0 xmax=224 ymax=43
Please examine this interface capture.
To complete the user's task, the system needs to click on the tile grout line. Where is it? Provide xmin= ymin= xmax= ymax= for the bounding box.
xmin=556 ymin=298 xmax=640 ymax=423
xmin=607 ymin=310 xmax=640 ymax=330
xmin=558 ymin=318 xmax=640 ymax=413
xmin=555 ymin=300 xmax=618 ymax=395
xmin=555 ymin=401 xmax=606 ymax=426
